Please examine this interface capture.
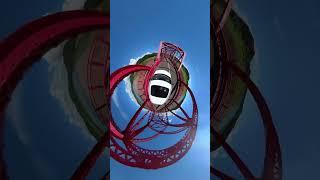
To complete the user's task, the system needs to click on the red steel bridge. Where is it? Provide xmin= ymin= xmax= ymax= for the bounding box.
xmin=107 ymin=41 xmax=198 ymax=169
xmin=0 ymin=1 xmax=283 ymax=179
xmin=0 ymin=10 xmax=110 ymax=179
xmin=211 ymin=0 xmax=282 ymax=179
xmin=0 ymin=10 xmax=198 ymax=179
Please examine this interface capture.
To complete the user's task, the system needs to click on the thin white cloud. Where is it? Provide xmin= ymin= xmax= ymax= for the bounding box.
xmin=42 ymin=0 xmax=96 ymax=140
xmin=6 ymin=84 xmax=30 ymax=145
xmin=112 ymin=89 xmax=120 ymax=109
xmin=43 ymin=42 xmax=94 ymax=141
xmin=5 ymin=75 xmax=59 ymax=180
xmin=194 ymin=128 xmax=210 ymax=150
xmin=112 ymin=89 xmax=129 ymax=120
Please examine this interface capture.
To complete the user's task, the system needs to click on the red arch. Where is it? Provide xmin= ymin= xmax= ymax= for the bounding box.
xmin=212 ymin=1 xmax=282 ymax=179
xmin=0 ymin=10 xmax=109 ymax=179
xmin=109 ymin=63 xmax=198 ymax=169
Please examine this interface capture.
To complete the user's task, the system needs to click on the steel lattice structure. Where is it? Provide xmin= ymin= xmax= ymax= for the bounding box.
xmin=0 ymin=10 xmax=110 ymax=179
xmin=0 ymin=2 xmax=283 ymax=179
xmin=108 ymin=42 xmax=198 ymax=169
xmin=0 ymin=12 xmax=197 ymax=178
xmin=211 ymin=0 xmax=282 ymax=179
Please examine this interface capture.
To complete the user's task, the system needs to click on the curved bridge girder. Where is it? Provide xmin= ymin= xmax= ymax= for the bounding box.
xmin=0 ymin=10 xmax=109 ymax=180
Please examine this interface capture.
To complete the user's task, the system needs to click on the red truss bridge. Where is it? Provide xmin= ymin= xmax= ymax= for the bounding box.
xmin=211 ymin=0 xmax=282 ymax=179
xmin=108 ymin=41 xmax=198 ymax=169
xmin=0 ymin=11 xmax=197 ymax=179
xmin=0 ymin=10 xmax=110 ymax=180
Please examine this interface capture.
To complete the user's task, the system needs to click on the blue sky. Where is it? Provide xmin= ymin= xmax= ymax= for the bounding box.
xmin=110 ymin=0 xmax=210 ymax=179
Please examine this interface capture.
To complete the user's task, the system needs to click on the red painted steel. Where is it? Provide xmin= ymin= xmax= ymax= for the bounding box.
xmin=108 ymin=42 xmax=198 ymax=169
xmin=212 ymin=1 xmax=282 ymax=179
xmin=0 ymin=10 xmax=110 ymax=179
